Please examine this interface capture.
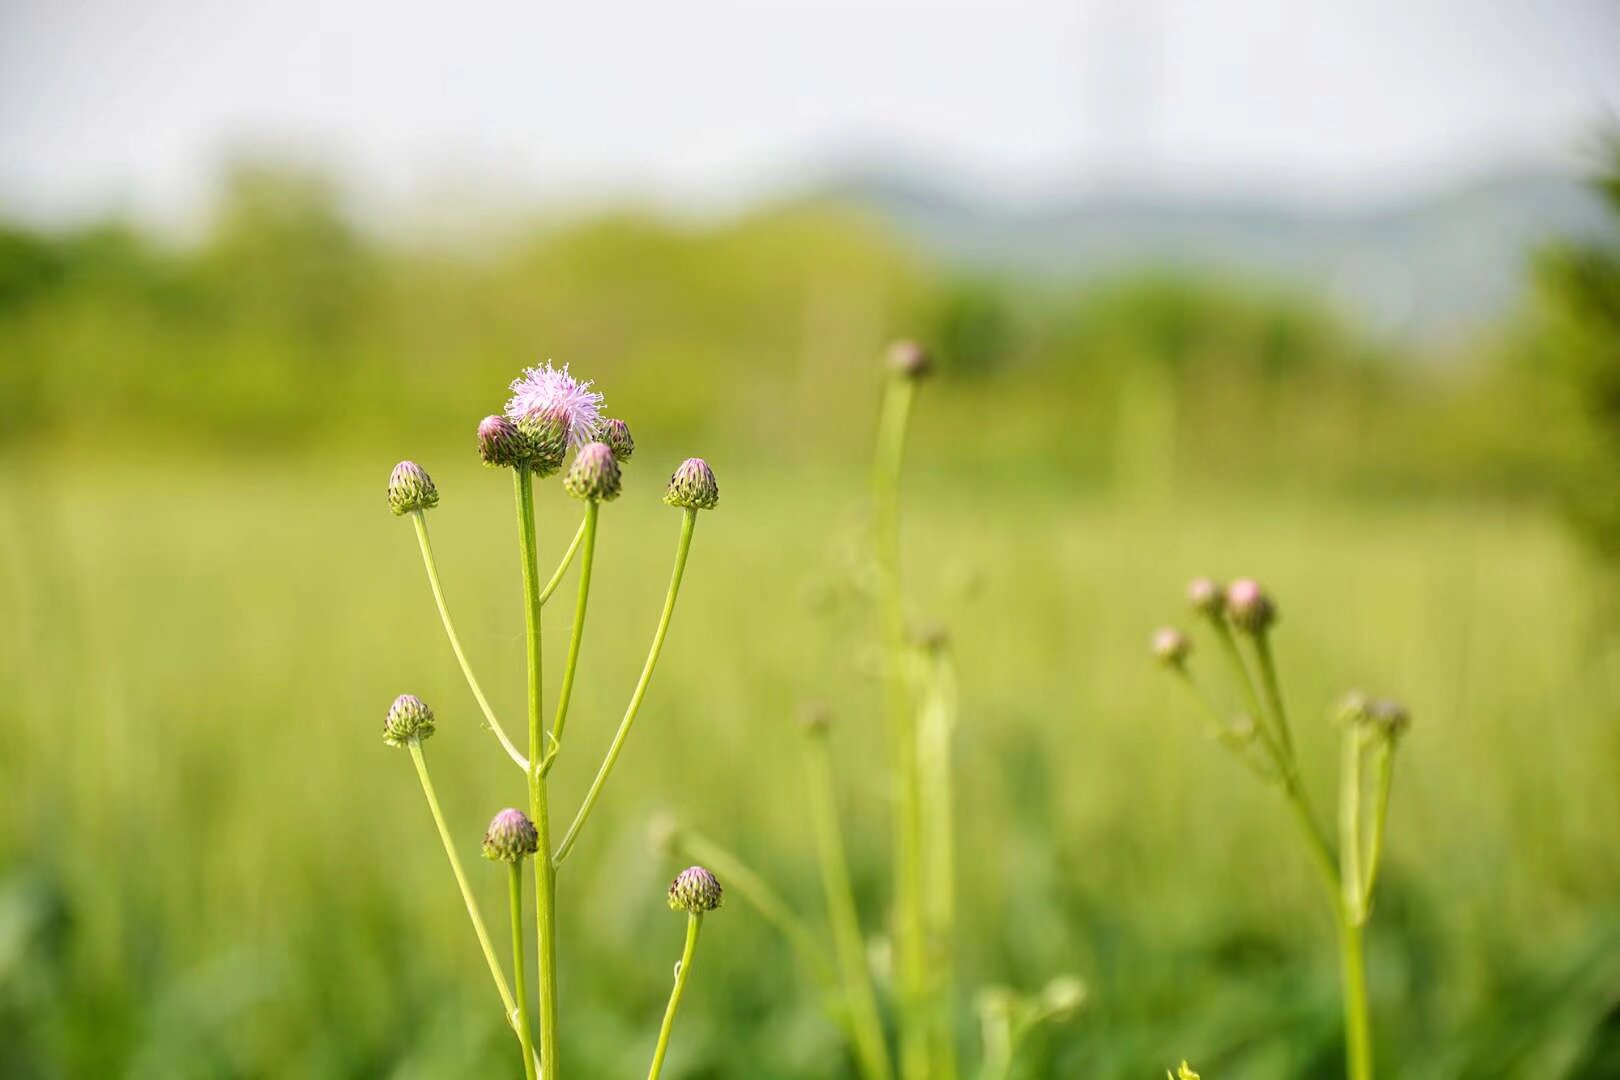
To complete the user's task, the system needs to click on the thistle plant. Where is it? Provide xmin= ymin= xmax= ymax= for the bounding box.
xmin=653 ymin=342 xmax=1080 ymax=1080
xmin=1154 ymin=578 xmax=1411 ymax=1080
xmin=647 ymin=866 xmax=724 ymax=1080
xmin=380 ymin=361 xmax=721 ymax=1078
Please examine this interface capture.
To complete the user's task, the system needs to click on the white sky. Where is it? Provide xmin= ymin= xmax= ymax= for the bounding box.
xmin=2 ymin=0 xmax=1618 ymax=225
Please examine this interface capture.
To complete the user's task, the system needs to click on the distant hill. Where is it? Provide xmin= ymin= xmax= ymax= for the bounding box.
xmin=809 ymin=168 xmax=1617 ymax=339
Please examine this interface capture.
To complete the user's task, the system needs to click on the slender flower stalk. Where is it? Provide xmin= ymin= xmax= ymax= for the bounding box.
xmin=410 ymin=511 xmax=528 ymax=770
xmin=915 ymin=637 xmax=959 ymax=1080
xmin=554 ymin=506 xmax=699 ymax=867
xmin=873 ymin=361 xmax=930 ymax=1080
xmin=648 ymin=868 xmax=722 ymax=1080
xmin=539 ymin=517 xmax=588 ymax=607
xmin=547 ymin=499 xmax=601 ymax=763
xmin=514 ymin=465 xmax=561 ymax=1079
xmin=804 ymin=716 xmax=895 ymax=1080
xmin=484 ymin=808 xmax=543 ymax=1080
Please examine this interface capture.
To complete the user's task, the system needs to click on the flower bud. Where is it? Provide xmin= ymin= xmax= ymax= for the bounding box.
xmin=477 ymin=415 xmax=526 ymax=469
xmin=383 ymin=693 xmax=436 ymax=746
xmin=1186 ymin=577 xmax=1222 ymax=617
xmin=1336 ymin=690 xmax=1372 ymax=727
xmin=482 ymin=808 xmax=540 ymax=863
xmin=1151 ymin=627 xmax=1191 ymax=668
xmin=597 ymin=418 xmax=635 ymax=462
xmin=387 ymin=461 xmax=439 ymax=516
xmin=1224 ymin=578 xmax=1276 ymax=634
xmin=1367 ymin=697 xmax=1411 ymax=739
xmin=563 ymin=442 xmax=622 ymax=502
xmin=517 ymin=416 xmax=569 ymax=477
xmin=887 ymin=339 xmax=933 ymax=379
xmin=667 ymin=865 xmax=723 ymax=914
xmin=664 ymin=457 xmax=719 ymax=511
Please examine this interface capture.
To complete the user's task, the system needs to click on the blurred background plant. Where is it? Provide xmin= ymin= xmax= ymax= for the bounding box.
xmin=4 ymin=2 xmax=1620 ymax=1076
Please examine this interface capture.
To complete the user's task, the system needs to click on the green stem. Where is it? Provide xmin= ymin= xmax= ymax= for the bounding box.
xmin=916 ymin=648 xmax=958 ymax=1080
xmin=1339 ymin=726 xmax=1366 ymax=922
xmin=405 ymin=742 xmax=517 ymax=1029
xmin=1252 ymin=632 xmax=1295 ymax=757
xmin=646 ymin=914 xmax=703 ymax=1080
xmin=675 ymin=828 xmax=835 ymax=989
xmin=554 ymin=509 xmax=697 ymax=868
xmin=509 ymin=863 xmax=539 ymax=1080
xmin=1338 ymin=914 xmax=1374 ymax=1080
xmin=410 ymin=511 xmax=527 ymax=770
xmin=539 ymin=516 xmax=588 ymax=607
xmin=1362 ymin=738 xmax=1395 ymax=909
xmin=515 ymin=467 xmax=560 ymax=1080
xmin=1205 ymin=617 xmax=1270 ymax=752
xmin=806 ymin=732 xmax=896 ymax=1080
xmin=873 ymin=375 xmax=929 ymax=1080
xmin=1169 ymin=668 xmax=1275 ymax=780
xmin=547 ymin=502 xmax=599 ymax=760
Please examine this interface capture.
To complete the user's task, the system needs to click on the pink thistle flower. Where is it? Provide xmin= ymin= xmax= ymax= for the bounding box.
xmin=504 ymin=362 xmax=606 ymax=450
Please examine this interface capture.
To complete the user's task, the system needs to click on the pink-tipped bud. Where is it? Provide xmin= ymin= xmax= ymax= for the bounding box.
xmin=597 ymin=418 xmax=635 ymax=462
xmin=1186 ymin=577 xmax=1223 ymax=617
xmin=668 ymin=865 xmax=723 ymax=914
xmin=563 ymin=441 xmax=622 ymax=502
xmin=664 ymin=457 xmax=719 ymax=510
xmin=1152 ymin=627 xmax=1191 ymax=668
xmin=383 ymin=693 xmax=435 ymax=747
xmin=387 ymin=461 xmax=439 ymax=516
xmin=477 ymin=415 xmax=526 ymax=469
xmin=482 ymin=808 xmax=540 ymax=863
xmin=887 ymin=339 xmax=933 ymax=379
xmin=1224 ymin=578 xmax=1276 ymax=634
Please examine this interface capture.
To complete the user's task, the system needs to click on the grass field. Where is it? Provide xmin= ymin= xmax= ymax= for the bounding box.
xmin=2 ymin=448 xmax=1618 ymax=1078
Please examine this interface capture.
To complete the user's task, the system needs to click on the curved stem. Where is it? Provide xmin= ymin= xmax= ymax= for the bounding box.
xmin=675 ymin=828 xmax=835 ymax=989
xmin=405 ymin=742 xmax=517 ymax=1027
xmin=646 ymin=914 xmax=703 ymax=1080
xmin=410 ymin=512 xmax=528 ymax=770
xmin=806 ymin=733 xmax=895 ymax=1080
xmin=539 ymin=516 xmax=589 ymax=607
xmin=873 ymin=375 xmax=929 ymax=1080
xmin=547 ymin=502 xmax=599 ymax=758
xmin=515 ymin=467 xmax=560 ymax=1080
xmin=1252 ymin=632 xmax=1295 ymax=758
xmin=509 ymin=863 xmax=539 ymax=1080
xmin=554 ymin=509 xmax=697 ymax=868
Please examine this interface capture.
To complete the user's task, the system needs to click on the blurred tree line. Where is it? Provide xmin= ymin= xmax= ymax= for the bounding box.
xmin=0 ymin=159 xmax=1593 ymax=501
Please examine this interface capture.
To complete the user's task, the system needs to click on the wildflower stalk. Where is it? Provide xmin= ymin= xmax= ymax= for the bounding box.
xmin=646 ymin=913 xmax=704 ymax=1080
xmin=672 ymin=827 xmax=835 ymax=989
xmin=515 ymin=466 xmax=561 ymax=1079
xmin=1339 ymin=918 xmax=1373 ymax=1080
xmin=539 ymin=517 xmax=588 ymax=607
xmin=873 ymin=372 xmax=930 ymax=1080
xmin=508 ymin=862 xmax=539 ymax=1080
xmin=916 ymin=642 xmax=959 ymax=1080
xmin=554 ymin=507 xmax=697 ymax=868
xmin=805 ymin=726 xmax=895 ymax=1080
xmin=547 ymin=502 xmax=599 ymax=763
xmin=410 ymin=510 xmax=528 ymax=770
xmin=1339 ymin=725 xmax=1366 ymax=919
xmin=404 ymin=741 xmax=519 ymax=1033
xmin=1362 ymin=738 xmax=1396 ymax=905
xmin=1251 ymin=632 xmax=1295 ymax=757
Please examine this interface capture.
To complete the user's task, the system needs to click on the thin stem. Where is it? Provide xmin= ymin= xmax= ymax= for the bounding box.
xmin=806 ymin=732 xmax=896 ymax=1080
xmin=1339 ymin=726 xmax=1366 ymax=921
xmin=675 ymin=828 xmax=836 ymax=989
xmin=1362 ymin=738 xmax=1396 ymax=910
xmin=1205 ymin=617 xmax=1270 ymax=753
xmin=646 ymin=914 xmax=703 ymax=1080
xmin=1252 ymin=632 xmax=1295 ymax=757
xmin=547 ymin=501 xmax=599 ymax=759
xmin=405 ymin=742 xmax=517 ymax=1027
xmin=410 ymin=511 xmax=528 ymax=770
xmin=1169 ymin=668 xmax=1275 ymax=780
xmin=1338 ymin=914 xmax=1374 ymax=1080
xmin=916 ymin=648 xmax=959 ymax=1080
xmin=873 ymin=375 xmax=929 ymax=1080
xmin=554 ymin=509 xmax=697 ymax=868
xmin=539 ymin=516 xmax=589 ymax=607
xmin=509 ymin=863 xmax=539 ymax=1080
xmin=515 ymin=467 xmax=560 ymax=1080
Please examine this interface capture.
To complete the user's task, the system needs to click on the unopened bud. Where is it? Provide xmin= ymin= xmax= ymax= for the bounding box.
xmin=387 ymin=461 xmax=439 ymax=515
xmin=887 ymin=339 xmax=933 ymax=379
xmin=598 ymin=418 xmax=635 ymax=462
xmin=1186 ymin=577 xmax=1222 ymax=617
xmin=482 ymin=808 xmax=540 ymax=863
xmin=1224 ymin=578 xmax=1276 ymax=634
xmin=667 ymin=865 xmax=723 ymax=914
xmin=563 ymin=442 xmax=622 ymax=502
xmin=383 ymin=693 xmax=435 ymax=747
xmin=1152 ymin=627 xmax=1192 ymax=668
xmin=477 ymin=415 xmax=526 ymax=468
xmin=664 ymin=457 xmax=719 ymax=510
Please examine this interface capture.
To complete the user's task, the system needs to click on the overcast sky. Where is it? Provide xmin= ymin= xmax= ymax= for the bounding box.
xmin=3 ymin=0 xmax=1618 ymax=225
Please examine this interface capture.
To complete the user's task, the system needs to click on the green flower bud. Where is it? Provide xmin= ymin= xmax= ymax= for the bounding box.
xmin=887 ymin=339 xmax=933 ymax=379
xmin=598 ymin=418 xmax=635 ymax=462
xmin=1186 ymin=577 xmax=1223 ymax=617
xmin=563 ymin=442 xmax=622 ymax=502
xmin=664 ymin=457 xmax=719 ymax=510
xmin=482 ymin=808 xmax=540 ymax=863
xmin=1152 ymin=627 xmax=1191 ymax=668
xmin=387 ymin=461 xmax=439 ymax=515
xmin=517 ymin=416 xmax=568 ymax=477
xmin=1224 ymin=578 xmax=1276 ymax=635
xmin=667 ymin=865 xmax=722 ymax=914
xmin=383 ymin=693 xmax=435 ymax=747
xmin=477 ymin=415 xmax=526 ymax=469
